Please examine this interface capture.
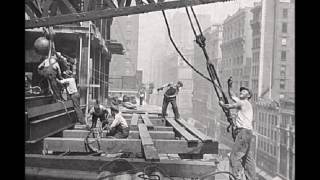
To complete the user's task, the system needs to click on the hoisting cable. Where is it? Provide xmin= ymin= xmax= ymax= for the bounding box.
xmin=184 ymin=5 xmax=236 ymax=141
xmin=161 ymin=10 xmax=212 ymax=83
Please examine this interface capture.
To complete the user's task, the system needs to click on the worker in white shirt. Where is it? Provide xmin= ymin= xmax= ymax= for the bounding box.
xmin=105 ymin=104 xmax=129 ymax=138
xmin=56 ymin=70 xmax=85 ymax=124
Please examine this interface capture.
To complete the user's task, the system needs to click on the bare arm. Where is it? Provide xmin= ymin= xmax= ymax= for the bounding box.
xmin=157 ymin=83 xmax=169 ymax=91
xmin=219 ymin=100 xmax=241 ymax=110
xmin=227 ymin=77 xmax=238 ymax=103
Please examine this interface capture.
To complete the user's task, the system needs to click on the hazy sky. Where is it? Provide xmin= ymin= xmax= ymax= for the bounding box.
xmin=136 ymin=0 xmax=260 ymax=83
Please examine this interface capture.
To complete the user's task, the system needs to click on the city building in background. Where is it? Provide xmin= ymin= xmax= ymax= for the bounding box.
xmin=109 ymin=15 xmax=141 ymax=92
xmin=192 ymin=24 xmax=223 ymax=138
xmin=254 ymin=97 xmax=294 ymax=180
xmin=253 ymin=0 xmax=295 ymax=102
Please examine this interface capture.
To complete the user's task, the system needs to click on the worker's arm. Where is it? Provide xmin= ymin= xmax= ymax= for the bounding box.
xmin=109 ymin=115 xmax=120 ymax=129
xmin=219 ymin=100 xmax=241 ymax=110
xmin=157 ymin=83 xmax=170 ymax=91
xmin=56 ymin=78 xmax=68 ymax=84
xmin=227 ymin=77 xmax=238 ymax=103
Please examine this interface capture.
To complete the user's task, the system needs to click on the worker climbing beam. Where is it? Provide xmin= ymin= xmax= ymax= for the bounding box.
xmin=25 ymin=0 xmax=233 ymax=28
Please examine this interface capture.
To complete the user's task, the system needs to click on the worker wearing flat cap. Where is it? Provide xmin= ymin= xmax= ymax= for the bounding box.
xmin=218 ymin=77 xmax=256 ymax=180
xmin=105 ymin=104 xmax=129 ymax=138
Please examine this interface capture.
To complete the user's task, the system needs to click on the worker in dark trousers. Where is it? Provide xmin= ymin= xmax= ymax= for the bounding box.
xmin=157 ymin=81 xmax=183 ymax=120
xmin=88 ymin=99 xmax=109 ymax=129
xmin=105 ymin=104 xmax=129 ymax=138
xmin=218 ymin=77 xmax=256 ymax=180
xmin=56 ymin=70 xmax=85 ymax=124
xmin=37 ymin=55 xmax=64 ymax=101
xmin=139 ymin=88 xmax=145 ymax=105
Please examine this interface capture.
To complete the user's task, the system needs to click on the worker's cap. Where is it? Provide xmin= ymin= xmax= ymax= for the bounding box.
xmin=240 ymin=87 xmax=252 ymax=99
xmin=177 ymin=81 xmax=183 ymax=87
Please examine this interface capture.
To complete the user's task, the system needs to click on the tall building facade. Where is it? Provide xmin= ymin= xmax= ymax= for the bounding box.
xmin=251 ymin=0 xmax=295 ymax=101
xmin=218 ymin=7 xmax=253 ymax=148
xmin=192 ymin=24 xmax=223 ymax=139
xmin=109 ymin=15 xmax=140 ymax=90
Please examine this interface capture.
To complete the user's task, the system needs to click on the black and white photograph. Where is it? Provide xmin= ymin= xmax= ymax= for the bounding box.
xmin=25 ymin=0 xmax=295 ymax=179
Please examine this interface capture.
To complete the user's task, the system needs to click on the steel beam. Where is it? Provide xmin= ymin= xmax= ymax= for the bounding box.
xmin=25 ymin=0 xmax=232 ymax=28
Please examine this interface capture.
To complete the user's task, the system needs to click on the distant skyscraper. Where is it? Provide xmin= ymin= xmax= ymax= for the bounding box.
xmin=253 ymin=0 xmax=295 ymax=101
xmin=110 ymin=15 xmax=139 ymax=77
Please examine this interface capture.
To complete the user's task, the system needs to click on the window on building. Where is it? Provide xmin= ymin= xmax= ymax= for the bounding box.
xmin=280 ymin=79 xmax=286 ymax=89
xmin=275 ymin=131 xmax=277 ymax=141
xmin=282 ymin=22 xmax=287 ymax=33
xmin=280 ymin=65 xmax=286 ymax=77
xmin=281 ymin=51 xmax=286 ymax=61
xmin=274 ymin=146 xmax=277 ymax=156
xmin=281 ymin=38 xmax=287 ymax=46
xmin=283 ymin=8 xmax=288 ymax=18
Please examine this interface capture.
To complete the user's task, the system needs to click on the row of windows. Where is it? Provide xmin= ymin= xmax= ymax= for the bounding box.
xmin=258 ymin=138 xmax=277 ymax=157
xmin=258 ymin=112 xmax=278 ymax=126
xmin=252 ymin=79 xmax=258 ymax=90
xmin=252 ymin=52 xmax=260 ymax=63
xmin=252 ymin=65 xmax=259 ymax=77
xmin=232 ymin=68 xmax=243 ymax=77
xmin=223 ymin=19 xmax=245 ymax=41
xmin=252 ymin=37 xmax=260 ymax=49
xmin=258 ymin=125 xmax=278 ymax=142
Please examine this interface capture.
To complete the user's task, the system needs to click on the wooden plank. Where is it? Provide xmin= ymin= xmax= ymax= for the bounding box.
xmin=138 ymin=124 xmax=160 ymax=161
xmin=25 ymin=0 xmax=230 ymax=28
xmin=176 ymin=118 xmax=213 ymax=142
xmin=129 ymin=131 xmax=174 ymax=139
xmin=63 ymin=130 xmax=175 ymax=139
xmin=25 ymin=167 xmax=98 ymax=180
xmin=141 ymin=113 xmax=154 ymax=129
xmin=130 ymin=113 xmax=139 ymax=127
xmin=74 ymin=124 xmax=173 ymax=131
xmin=27 ymin=100 xmax=74 ymax=118
xmin=166 ymin=118 xmax=199 ymax=143
xmin=44 ymin=137 xmax=215 ymax=154
xmin=130 ymin=125 xmax=173 ymax=132
xmin=25 ymin=154 xmax=218 ymax=178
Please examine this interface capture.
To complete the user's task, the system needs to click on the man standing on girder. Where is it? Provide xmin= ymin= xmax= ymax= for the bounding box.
xmin=218 ymin=77 xmax=256 ymax=180
xmin=157 ymin=81 xmax=183 ymax=120
xmin=56 ymin=70 xmax=85 ymax=124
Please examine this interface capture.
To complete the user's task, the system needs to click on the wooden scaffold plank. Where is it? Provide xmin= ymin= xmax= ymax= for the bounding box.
xmin=165 ymin=117 xmax=199 ymax=144
xmin=130 ymin=113 xmax=140 ymax=128
xmin=43 ymin=137 xmax=215 ymax=154
xmin=176 ymin=118 xmax=213 ymax=142
xmin=138 ymin=124 xmax=160 ymax=161
xmin=141 ymin=113 xmax=154 ymax=130
xmin=63 ymin=129 xmax=175 ymax=140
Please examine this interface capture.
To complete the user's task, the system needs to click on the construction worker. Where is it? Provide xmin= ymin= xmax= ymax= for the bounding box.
xmin=37 ymin=55 xmax=64 ymax=101
xmin=105 ymin=104 xmax=129 ymax=138
xmin=88 ymin=99 xmax=109 ymax=129
xmin=56 ymin=70 xmax=85 ymax=124
xmin=218 ymin=77 xmax=256 ymax=180
xmin=157 ymin=81 xmax=183 ymax=120
xmin=139 ymin=88 xmax=145 ymax=105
